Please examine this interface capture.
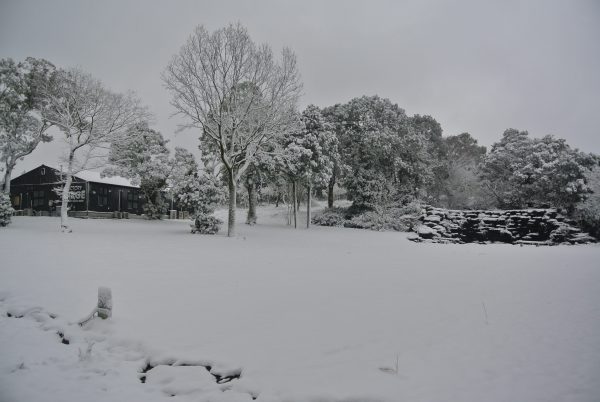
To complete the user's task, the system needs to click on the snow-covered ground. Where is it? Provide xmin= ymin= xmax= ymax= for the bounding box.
xmin=1 ymin=206 xmax=599 ymax=402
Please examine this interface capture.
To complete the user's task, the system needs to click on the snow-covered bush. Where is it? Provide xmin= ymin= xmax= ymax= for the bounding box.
xmin=192 ymin=215 xmax=223 ymax=235
xmin=575 ymin=203 xmax=600 ymax=239
xmin=0 ymin=192 xmax=14 ymax=227
xmin=311 ymin=207 xmax=347 ymax=227
xmin=574 ymin=167 xmax=600 ymax=239
xmin=178 ymin=173 xmax=226 ymax=235
xmin=344 ymin=208 xmax=418 ymax=232
xmin=170 ymin=149 xmax=226 ymax=235
xmin=312 ymin=202 xmax=422 ymax=232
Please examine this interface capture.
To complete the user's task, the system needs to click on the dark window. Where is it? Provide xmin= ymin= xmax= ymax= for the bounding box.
xmin=98 ymin=187 xmax=109 ymax=206
xmin=33 ymin=190 xmax=45 ymax=208
xmin=127 ymin=191 xmax=138 ymax=210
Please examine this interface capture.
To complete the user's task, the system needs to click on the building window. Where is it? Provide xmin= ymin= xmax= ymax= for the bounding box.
xmin=32 ymin=190 xmax=45 ymax=208
xmin=97 ymin=187 xmax=109 ymax=206
xmin=127 ymin=191 xmax=138 ymax=210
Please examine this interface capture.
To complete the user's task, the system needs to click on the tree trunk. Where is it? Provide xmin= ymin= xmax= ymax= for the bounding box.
xmin=306 ymin=184 xmax=311 ymax=228
xmin=2 ymin=163 xmax=14 ymax=194
xmin=327 ymin=175 xmax=335 ymax=209
xmin=60 ymin=155 xmax=74 ymax=232
xmin=153 ymin=191 xmax=162 ymax=219
xmin=292 ymin=180 xmax=297 ymax=229
xmin=246 ymin=178 xmax=257 ymax=225
xmin=286 ymin=184 xmax=292 ymax=225
xmin=227 ymin=170 xmax=236 ymax=237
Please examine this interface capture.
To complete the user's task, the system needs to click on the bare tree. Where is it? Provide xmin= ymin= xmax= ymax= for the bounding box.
xmin=0 ymin=58 xmax=55 ymax=193
xmin=163 ymin=23 xmax=302 ymax=237
xmin=40 ymin=68 xmax=146 ymax=231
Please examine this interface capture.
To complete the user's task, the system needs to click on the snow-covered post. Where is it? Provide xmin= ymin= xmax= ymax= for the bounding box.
xmin=97 ymin=287 xmax=112 ymax=319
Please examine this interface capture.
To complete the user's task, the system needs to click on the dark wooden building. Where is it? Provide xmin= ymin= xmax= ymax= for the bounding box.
xmin=9 ymin=165 xmax=144 ymax=217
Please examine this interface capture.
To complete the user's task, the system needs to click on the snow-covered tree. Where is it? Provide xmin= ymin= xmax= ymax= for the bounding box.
xmin=169 ymin=147 xmax=199 ymax=205
xmin=40 ymin=68 xmax=146 ymax=231
xmin=436 ymin=133 xmax=488 ymax=209
xmin=278 ymin=106 xmax=337 ymax=227
xmin=481 ymin=129 xmax=598 ymax=210
xmin=410 ymin=114 xmax=446 ymax=202
xmin=575 ymin=166 xmax=600 ymax=238
xmin=0 ymin=192 xmax=13 ymax=226
xmin=163 ymin=23 xmax=302 ymax=237
xmin=0 ymin=57 xmax=55 ymax=193
xmin=326 ymin=96 xmax=434 ymax=210
xmin=240 ymin=140 xmax=286 ymax=225
xmin=103 ymin=123 xmax=171 ymax=219
xmin=321 ymin=105 xmax=348 ymax=209
xmin=171 ymin=148 xmax=226 ymax=234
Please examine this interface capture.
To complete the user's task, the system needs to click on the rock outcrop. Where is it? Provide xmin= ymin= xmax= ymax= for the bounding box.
xmin=410 ymin=206 xmax=596 ymax=245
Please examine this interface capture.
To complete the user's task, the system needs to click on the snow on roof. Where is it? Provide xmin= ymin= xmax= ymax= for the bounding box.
xmin=25 ymin=165 xmax=138 ymax=187
xmin=75 ymin=170 xmax=138 ymax=188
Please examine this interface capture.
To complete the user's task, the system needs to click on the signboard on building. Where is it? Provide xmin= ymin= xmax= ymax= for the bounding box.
xmin=69 ymin=184 xmax=86 ymax=203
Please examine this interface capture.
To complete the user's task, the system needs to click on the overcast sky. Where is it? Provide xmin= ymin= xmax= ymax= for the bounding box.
xmin=2 ymin=0 xmax=599 ymax=175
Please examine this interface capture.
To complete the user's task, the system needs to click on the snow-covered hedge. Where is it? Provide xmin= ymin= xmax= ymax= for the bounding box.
xmin=0 ymin=192 xmax=14 ymax=227
xmin=312 ymin=202 xmax=422 ymax=232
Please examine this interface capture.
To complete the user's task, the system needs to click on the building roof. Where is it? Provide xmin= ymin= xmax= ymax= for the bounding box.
xmin=75 ymin=170 xmax=138 ymax=188
xmin=11 ymin=164 xmax=138 ymax=188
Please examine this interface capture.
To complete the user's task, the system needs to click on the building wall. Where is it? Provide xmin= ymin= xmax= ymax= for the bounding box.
xmin=10 ymin=165 xmax=144 ymax=215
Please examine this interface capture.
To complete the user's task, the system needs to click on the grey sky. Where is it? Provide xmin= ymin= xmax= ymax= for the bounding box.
xmin=2 ymin=0 xmax=599 ymax=174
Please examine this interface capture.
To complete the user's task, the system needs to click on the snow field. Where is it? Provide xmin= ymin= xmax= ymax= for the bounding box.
xmin=1 ymin=207 xmax=599 ymax=401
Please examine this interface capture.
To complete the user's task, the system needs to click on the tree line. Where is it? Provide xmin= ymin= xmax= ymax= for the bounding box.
xmin=1 ymin=23 xmax=599 ymax=234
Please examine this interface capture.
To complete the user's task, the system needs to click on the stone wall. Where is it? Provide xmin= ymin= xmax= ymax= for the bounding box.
xmin=409 ymin=206 xmax=596 ymax=245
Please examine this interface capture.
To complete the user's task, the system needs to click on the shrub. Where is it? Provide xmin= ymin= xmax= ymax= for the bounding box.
xmin=312 ymin=201 xmax=423 ymax=232
xmin=573 ymin=167 xmax=600 ymax=239
xmin=311 ymin=207 xmax=347 ymax=227
xmin=574 ymin=201 xmax=600 ymax=239
xmin=191 ymin=214 xmax=222 ymax=235
xmin=0 ymin=193 xmax=14 ymax=227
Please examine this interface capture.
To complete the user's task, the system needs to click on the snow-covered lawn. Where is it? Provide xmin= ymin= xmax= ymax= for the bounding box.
xmin=1 ymin=207 xmax=599 ymax=402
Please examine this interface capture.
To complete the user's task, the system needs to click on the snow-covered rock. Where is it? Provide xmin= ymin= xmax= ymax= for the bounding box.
xmin=414 ymin=206 xmax=596 ymax=245
xmin=417 ymin=225 xmax=439 ymax=238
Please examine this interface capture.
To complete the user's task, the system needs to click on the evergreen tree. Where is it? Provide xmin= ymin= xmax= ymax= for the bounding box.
xmin=481 ymin=129 xmax=598 ymax=210
xmin=326 ymin=96 xmax=436 ymax=210
xmin=278 ymin=106 xmax=338 ymax=227
xmin=171 ymin=149 xmax=226 ymax=234
xmin=436 ymin=133 xmax=488 ymax=208
xmin=103 ymin=123 xmax=171 ymax=219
